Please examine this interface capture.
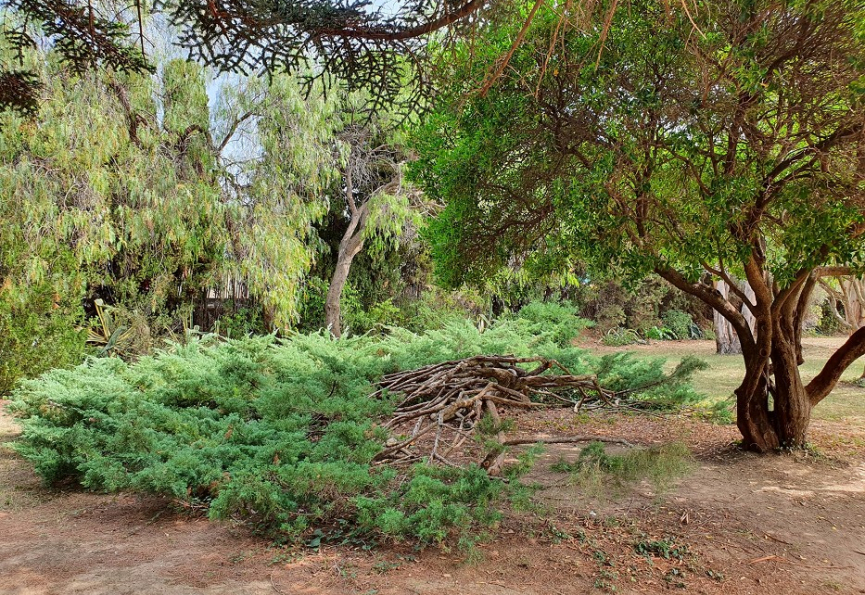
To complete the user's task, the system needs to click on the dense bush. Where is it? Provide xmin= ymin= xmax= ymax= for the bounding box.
xmin=10 ymin=306 xmax=705 ymax=546
xmin=661 ymin=310 xmax=697 ymax=340
xmin=0 ymin=284 xmax=88 ymax=395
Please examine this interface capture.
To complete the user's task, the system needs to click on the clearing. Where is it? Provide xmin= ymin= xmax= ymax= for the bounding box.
xmin=1 ymin=338 xmax=864 ymax=595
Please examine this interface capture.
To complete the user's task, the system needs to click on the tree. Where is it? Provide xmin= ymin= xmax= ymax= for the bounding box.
xmin=224 ymin=73 xmax=343 ymax=328
xmin=323 ymin=116 xmax=421 ymax=337
xmin=820 ymin=275 xmax=865 ymax=379
xmin=0 ymin=57 xmax=231 ymax=387
xmin=714 ymin=279 xmax=756 ymax=355
xmin=411 ymin=0 xmax=865 ymax=451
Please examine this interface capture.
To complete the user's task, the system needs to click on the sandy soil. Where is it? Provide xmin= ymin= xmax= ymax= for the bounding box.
xmin=1 ymin=400 xmax=863 ymax=595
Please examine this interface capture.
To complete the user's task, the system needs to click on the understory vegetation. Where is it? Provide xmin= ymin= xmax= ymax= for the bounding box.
xmin=552 ymin=442 xmax=696 ymax=501
xmin=9 ymin=307 xmax=707 ymax=547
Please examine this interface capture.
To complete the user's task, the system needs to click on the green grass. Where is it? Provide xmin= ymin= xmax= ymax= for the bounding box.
xmin=598 ymin=338 xmax=865 ymax=422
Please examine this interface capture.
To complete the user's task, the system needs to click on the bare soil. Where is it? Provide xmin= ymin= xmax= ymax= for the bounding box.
xmin=2 ymin=399 xmax=864 ymax=595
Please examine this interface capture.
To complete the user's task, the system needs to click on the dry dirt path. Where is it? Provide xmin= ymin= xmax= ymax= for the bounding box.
xmin=2 ymin=400 xmax=864 ymax=595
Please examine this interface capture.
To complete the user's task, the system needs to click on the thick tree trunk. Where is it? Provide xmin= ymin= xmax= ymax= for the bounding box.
xmin=735 ymin=334 xmax=812 ymax=451
xmin=657 ymin=264 xmax=865 ymax=453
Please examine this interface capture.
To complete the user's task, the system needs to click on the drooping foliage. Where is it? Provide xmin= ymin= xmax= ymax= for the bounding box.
xmin=0 ymin=57 xmax=230 ymax=390
xmin=9 ymin=304 xmax=707 ymax=544
xmin=0 ymin=49 xmax=372 ymax=390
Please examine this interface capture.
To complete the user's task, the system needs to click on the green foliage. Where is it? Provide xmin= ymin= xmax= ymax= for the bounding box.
xmin=9 ymin=311 xmax=705 ymax=546
xmin=691 ymin=398 xmax=735 ymax=425
xmin=645 ymin=326 xmax=677 ymax=341
xmin=508 ymin=301 xmax=593 ymax=347
xmin=661 ymin=310 xmax=697 ymax=341
xmin=0 ymin=56 xmax=230 ymax=384
xmin=0 ymin=283 xmax=87 ymax=394
xmin=214 ymin=305 xmax=268 ymax=338
xmin=600 ymin=328 xmax=641 ymax=347
xmin=634 ymin=536 xmax=689 ymax=561
xmin=552 ymin=442 xmax=695 ymax=500
xmin=595 ymin=354 xmax=709 ymax=408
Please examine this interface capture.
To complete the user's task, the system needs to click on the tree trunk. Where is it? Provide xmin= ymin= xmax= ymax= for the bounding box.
xmin=715 ymin=279 xmax=757 ymax=355
xmin=324 ymin=233 xmax=364 ymax=338
xmin=735 ymin=314 xmax=813 ymax=451
xmin=714 ymin=281 xmax=742 ymax=354
xmin=742 ymin=281 xmax=757 ymax=337
xmin=735 ymin=344 xmax=811 ymax=450
xmin=658 ymin=265 xmax=865 ymax=453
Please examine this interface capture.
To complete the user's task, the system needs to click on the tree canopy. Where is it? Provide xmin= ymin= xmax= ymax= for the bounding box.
xmin=411 ymin=0 xmax=865 ymax=450
xmin=0 ymin=0 xmax=502 ymax=115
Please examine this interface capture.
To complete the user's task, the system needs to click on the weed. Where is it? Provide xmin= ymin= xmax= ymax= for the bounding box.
xmin=634 ymin=536 xmax=688 ymax=560
xmin=593 ymin=569 xmax=619 ymax=592
xmin=372 ymin=560 xmax=400 ymax=574
xmin=663 ymin=567 xmax=687 ymax=588
xmin=268 ymin=551 xmax=301 ymax=566
xmin=547 ymin=525 xmax=571 ymax=544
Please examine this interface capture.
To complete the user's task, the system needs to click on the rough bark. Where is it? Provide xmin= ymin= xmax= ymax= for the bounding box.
xmin=658 ymin=263 xmax=865 ymax=452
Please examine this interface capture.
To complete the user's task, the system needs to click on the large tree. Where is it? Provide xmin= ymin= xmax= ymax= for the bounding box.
xmin=411 ymin=0 xmax=865 ymax=451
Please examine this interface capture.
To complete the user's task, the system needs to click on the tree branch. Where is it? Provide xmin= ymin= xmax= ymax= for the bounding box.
xmin=806 ymin=325 xmax=865 ymax=405
xmin=655 ymin=265 xmax=756 ymax=354
xmin=315 ymin=0 xmax=487 ymax=41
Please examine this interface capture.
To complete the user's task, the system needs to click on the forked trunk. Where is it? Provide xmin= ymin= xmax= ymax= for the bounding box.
xmin=657 ymin=266 xmax=865 ymax=454
xmin=735 ymin=331 xmax=811 ymax=451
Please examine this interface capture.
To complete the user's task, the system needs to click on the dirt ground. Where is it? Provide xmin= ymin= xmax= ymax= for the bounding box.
xmin=2 ymin=395 xmax=864 ymax=594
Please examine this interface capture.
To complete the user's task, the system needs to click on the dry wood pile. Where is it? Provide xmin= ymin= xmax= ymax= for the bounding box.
xmin=371 ymin=355 xmax=630 ymax=473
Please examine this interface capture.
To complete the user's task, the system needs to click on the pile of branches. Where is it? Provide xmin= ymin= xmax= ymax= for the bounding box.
xmin=372 ymin=355 xmax=633 ymax=473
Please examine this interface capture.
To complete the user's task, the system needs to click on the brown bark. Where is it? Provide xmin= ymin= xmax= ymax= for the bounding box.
xmin=324 ymin=204 xmax=367 ymax=338
xmin=806 ymin=325 xmax=865 ymax=405
xmin=656 ymin=262 xmax=865 ymax=451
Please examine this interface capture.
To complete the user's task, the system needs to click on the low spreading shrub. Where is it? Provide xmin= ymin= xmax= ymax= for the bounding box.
xmin=9 ymin=307 xmax=705 ymax=547
xmin=552 ymin=441 xmax=695 ymax=500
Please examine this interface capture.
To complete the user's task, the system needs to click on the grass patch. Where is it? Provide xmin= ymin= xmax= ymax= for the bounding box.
xmin=552 ymin=441 xmax=695 ymax=500
xmin=597 ymin=339 xmax=865 ymax=423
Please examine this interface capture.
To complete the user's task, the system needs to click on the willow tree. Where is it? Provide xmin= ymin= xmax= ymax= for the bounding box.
xmin=412 ymin=0 xmax=865 ymax=451
xmin=0 ymin=56 xmax=235 ymax=387
xmin=221 ymin=74 xmax=343 ymax=328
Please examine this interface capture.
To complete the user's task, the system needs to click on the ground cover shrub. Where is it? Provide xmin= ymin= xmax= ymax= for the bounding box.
xmin=9 ymin=309 xmax=706 ymax=547
xmin=552 ymin=442 xmax=695 ymax=500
